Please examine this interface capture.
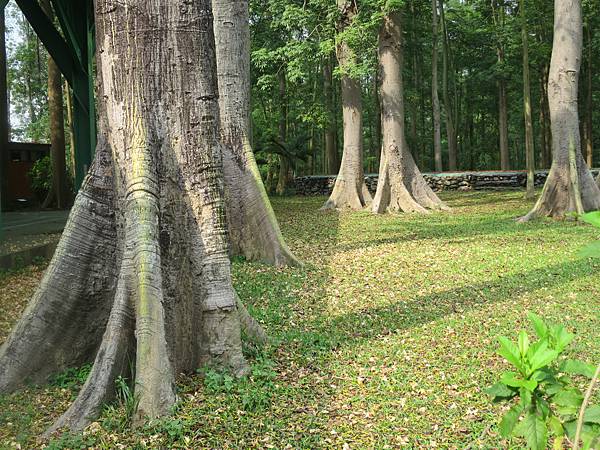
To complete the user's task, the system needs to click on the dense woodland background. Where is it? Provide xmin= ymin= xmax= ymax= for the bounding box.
xmin=4 ymin=0 xmax=600 ymax=192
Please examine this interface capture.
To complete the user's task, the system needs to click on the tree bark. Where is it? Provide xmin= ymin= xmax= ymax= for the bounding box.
xmin=372 ymin=12 xmax=447 ymax=214
xmin=494 ymin=0 xmax=510 ymax=170
xmin=1 ymin=0 xmax=264 ymax=433
xmin=212 ymin=0 xmax=298 ymax=266
xmin=40 ymin=0 xmax=68 ymax=209
xmin=521 ymin=0 xmax=536 ymax=199
xmin=323 ymin=58 xmax=340 ymax=175
xmin=276 ymin=70 xmax=289 ymax=196
xmin=519 ymin=0 xmax=600 ymax=221
xmin=584 ymin=22 xmax=593 ymax=168
xmin=322 ymin=0 xmax=372 ymax=210
xmin=431 ymin=0 xmax=443 ymax=172
xmin=439 ymin=0 xmax=457 ymax=171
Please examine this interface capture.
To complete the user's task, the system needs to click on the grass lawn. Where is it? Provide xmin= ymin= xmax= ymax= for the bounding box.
xmin=1 ymin=190 xmax=599 ymax=449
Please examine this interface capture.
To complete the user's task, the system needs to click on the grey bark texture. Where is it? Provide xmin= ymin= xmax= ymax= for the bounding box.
xmin=323 ymin=59 xmax=340 ymax=175
xmin=212 ymin=0 xmax=298 ymax=266
xmin=372 ymin=12 xmax=447 ymax=214
xmin=431 ymin=0 xmax=443 ymax=172
xmin=519 ymin=0 xmax=600 ymax=221
xmin=322 ymin=0 xmax=372 ymax=210
xmin=521 ymin=0 xmax=535 ymax=199
xmin=40 ymin=0 xmax=68 ymax=209
xmin=1 ymin=0 xmax=265 ymax=434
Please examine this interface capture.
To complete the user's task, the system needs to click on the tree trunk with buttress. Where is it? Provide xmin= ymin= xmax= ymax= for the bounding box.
xmin=519 ymin=0 xmax=600 ymax=221
xmin=212 ymin=0 xmax=298 ymax=266
xmin=0 ymin=0 xmax=266 ymax=434
xmin=372 ymin=11 xmax=447 ymax=214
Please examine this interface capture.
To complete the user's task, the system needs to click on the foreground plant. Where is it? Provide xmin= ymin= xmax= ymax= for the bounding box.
xmin=487 ymin=313 xmax=600 ymax=449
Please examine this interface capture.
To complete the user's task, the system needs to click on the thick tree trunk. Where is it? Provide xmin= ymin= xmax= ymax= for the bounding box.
xmin=521 ymin=0 xmax=535 ymax=199
xmin=323 ymin=58 xmax=340 ymax=175
xmin=431 ymin=0 xmax=443 ymax=172
xmin=372 ymin=12 xmax=447 ymax=214
xmin=322 ymin=0 xmax=371 ymax=210
xmin=519 ymin=0 xmax=600 ymax=221
xmin=1 ymin=0 xmax=265 ymax=434
xmin=212 ymin=0 xmax=298 ymax=266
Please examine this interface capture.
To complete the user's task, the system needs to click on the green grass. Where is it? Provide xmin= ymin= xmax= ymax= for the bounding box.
xmin=1 ymin=190 xmax=600 ymax=449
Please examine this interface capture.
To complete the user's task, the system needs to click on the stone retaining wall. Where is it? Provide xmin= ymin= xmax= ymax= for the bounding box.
xmin=293 ymin=170 xmax=600 ymax=196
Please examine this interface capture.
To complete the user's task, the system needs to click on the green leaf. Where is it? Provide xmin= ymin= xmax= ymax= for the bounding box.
xmin=498 ymin=336 xmax=524 ymax=372
xmin=578 ymin=242 xmax=600 ymax=259
xmin=501 ymin=372 xmax=538 ymax=392
xmin=528 ymin=312 xmax=548 ymax=339
xmin=550 ymin=325 xmax=574 ymax=353
xmin=485 ymin=382 xmax=517 ymax=399
xmin=560 ymin=360 xmax=597 ymax=379
xmin=499 ymin=402 xmax=525 ymax=438
xmin=581 ymin=211 xmax=600 ymax=228
xmin=552 ymin=388 xmax=583 ymax=408
xmin=519 ymin=331 xmax=530 ymax=356
xmin=584 ymin=405 xmax=600 ymax=424
xmin=528 ymin=341 xmax=559 ymax=374
xmin=514 ymin=411 xmax=548 ymax=450
xmin=547 ymin=415 xmax=564 ymax=437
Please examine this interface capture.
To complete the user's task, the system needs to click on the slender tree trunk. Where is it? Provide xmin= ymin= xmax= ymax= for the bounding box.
xmin=431 ymin=0 xmax=443 ymax=172
xmin=212 ymin=0 xmax=297 ymax=266
xmin=519 ymin=0 xmax=600 ymax=221
xmin=584 ymin=22 xmax=593 ymax=168
xmin=0 ymin=0 xmax=265 ymax=433
xmin=372 ymin=11 xmax=447 ymax=214
xmin=439 ymin=0 xmax=457 ymax=171
xmin=498 ymin=70 xmax=509 ymax=169
xmin=39 ymin=0 xmax=67 ymax=209
xmin=494 ymin=0 xmax=510 ymax=170
xmin=323 ymin=58 xmax=340 ymax=174
xmin=0 ymin=8 xmax=8 ymax=211
xmin=539 ymin=64 xmax=552 ymax=168
xmin=276 ymin=70 xmax=289 ymax=195
xmin=322 ymin=0 xmax=371 ymax=210
xmin=521 ymin=0 xmax=535 ymax=199
xmin=65 ymin=80 xmax=76 ymax=181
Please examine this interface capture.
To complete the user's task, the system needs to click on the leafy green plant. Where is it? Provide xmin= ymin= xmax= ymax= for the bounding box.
xmin=49 ymin=364 xmax=92 ymax=390
xmin=28 ymin=156 xmax=52 ymax=202
xmin=101 ymin=375 xmax=140 ymax=432
xmin=487 ymin=313 xmax=599 ymax=449
xmin=580 ymin=212 xmax=600 ymax=258
xmin=200 ymin=355 xmax=278 ymax=412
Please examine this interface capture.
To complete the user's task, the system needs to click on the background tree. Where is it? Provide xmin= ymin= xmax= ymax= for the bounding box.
xmin=322 ymin=0 xmax=372 ymax=210
xmin=212 ymin=0 xmax=298 ymax=266
xmin=520 ymin=0 xmax=600 ymax=221
xmin=372 ymin=5 xmax=446 ymax=213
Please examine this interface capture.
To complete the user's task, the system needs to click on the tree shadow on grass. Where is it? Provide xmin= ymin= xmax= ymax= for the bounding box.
xmin=335 ymin=213 xmax=582 ymax=253
xmin=321 ymin=259 xmax=594 ymax=344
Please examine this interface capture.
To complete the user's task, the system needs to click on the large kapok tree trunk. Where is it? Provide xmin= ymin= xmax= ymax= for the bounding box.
xmin=322 ymin=0 xmax=372 ymax=210
xmin=372 ymin=12 xmax=447 ymax=214
xmin=0 ymin=0 xmax=265 ymax=434
xmin=519 ymin=0 xmax=600 ymax=221
xmin=212 ymin=0 xmax=298 ymax=266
